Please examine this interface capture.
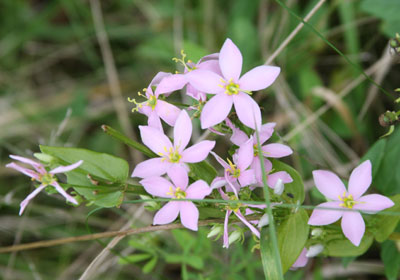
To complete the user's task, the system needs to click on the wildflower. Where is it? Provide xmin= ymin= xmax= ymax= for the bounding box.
xmin=291 ymin=248 xmax=308 ymax=269
xmin=132 ymin=110 xmax=216 ymax=178
xmin=6 ymin=155 xmax=82 ymax=215
xmin=187 ymin=38 xmax=280 ymax=129
xmin=140 ymin=166 xmax=211 ymax=230
xmin=308 ymin=160 xmax=394 ymax=246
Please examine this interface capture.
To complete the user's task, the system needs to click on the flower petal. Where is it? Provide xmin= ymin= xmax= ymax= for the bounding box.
xmin=197 ymin=59 xmax=222 ymax=76
xmin=262 ymin=143 xmax=293 ymax=158
xmin=259 ymin=122 xmax=276 ymax=144
xmin=237 ymin=138 xmax=254 ymax=170
xmin=354 ymin=194 xmax=394 ymax=213
xmin=186 ymin=70 xmax=224 ymax=94
xmin=312 ymin=170 xmax=347 ymax=200
xmin=167 ymin=165 xmax=188 ymax=190
xmin=200 ymin=94 xmax=233 ymax=129
xmin=147 ymin=111 xmax=164 ymax=132
xmin=186 ymin=180 xmax=211 ymax=199
xmin=251 ymin=157 xmax=272 ymax=184
xmin=238 ymin=169 xmax=256 ymax=187
xmin=291 ymin=248 xmax=308 ymax=269
xmin=181 ymin=141 xmax=215 ymax=163
xmin=234 ymin=211 xmax=260 ymax=238
xmin=174 ymin=110 xmax=192 ymax=151
xmin=131 ymin=158 xmax=170 ymax=178
xmin=50 ymin=160 xmax=83 ymax=174
xmin=239 ymin=65 xmax=280 ymax=91
xmin=9 ymin=155 xmax=45 ymax=174
xmin=153 ymin=202 xmax=180 ymax=225
xmin=348 ymin=160 xmax=372 ymax=199
xmin=233 ymin=93 xmax=261 ymax=130
xmin=210 ymin=151 xmax=230 ymax=170
xmin=140 ymin=176 xmax=173 ymax=198
xmin=19 ymin=184 xmax=47 ymax=215
xmin=179 ymin=201 xmax=199 ymax=231
xmin=267 ymin=171 xmax=292 ymax=188
xmin=223 ymin=210 xmax=232 ymax=248
xmin=219 ymin=38 xmax=242 ymax=81
xmin=227 ymin=120 xmax=249 ymax=146
xmin=149 ymin=71 xmax=171 ymax=86
xmin=139 ymin=125 xmax=172 ymax=154
xmin=155 ymin=74 xmax=187 ymax=96
xmin=156 ymin=100 xmax=181 ymax=126
xmin=308 ymin=201 xmax=344 ymax=225
xmin=6 ymin=162 xmax=39 ymax=180
xmin=341 ymin=211 xmax=365 ymax=246
xmin=51 ymin=181 xmax=78 ymax=205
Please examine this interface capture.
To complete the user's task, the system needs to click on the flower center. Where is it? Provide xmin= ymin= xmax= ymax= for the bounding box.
xmin=226 ymin=194 xmax=242 ymax=212
xmin=128 ymin=88 xmax=158 ymax=112
xmin=159 ymin=147 xmax=182 ymax=163
xmin=38 ymin=172 xmax=55 ymax=185
xmin=226 ymin=158 xmax=241 ymax=178
xmin=338 ymin=192 xmax=358 ymax=209
xmin=167 ymin=186 xmax=186 ymax=199
xmin=225 ymin=80 xmax=240 ymax=95
xmin=147 ymin=95 xmax=157 ymax=110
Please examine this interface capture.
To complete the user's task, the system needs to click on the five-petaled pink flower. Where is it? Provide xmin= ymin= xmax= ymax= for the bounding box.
xmin=308 ymin=160 xmax=394 ymax=246
xmin=6 ymin=155 xmax=82 ymax=215
xmin=132 ymin=110 xmax=216 ymax=178
xmin=187 ymin=38 xmax=280 ymax=130
xmin=140 ymin=166 xmax=211 ymax=230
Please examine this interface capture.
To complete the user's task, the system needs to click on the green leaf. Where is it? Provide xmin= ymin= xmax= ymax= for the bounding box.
xmin=198 ymin=207 xmax=225 ymax=219
xmin=271 ymin=159 xmax=305 ymax=203
xmin=164 ymin=253 xmax=204 ymax=270
xmin=119 ymin=253 xmax=152 ymax=265
xmin=381 ymin=240 xmax=400 ymax=280
xmin=40 ymin=145 xmax=129 ymax=183
xmin=324 ymin=232 xmax=373 ymax=257
xmin=370 ymin=194 xmax=400 ymax=242
xmin=278 ymin=208 xmax=309 ymax=273
xmin=188 ymin=161 xmax=217 ymax=185
xmin=360 ymin=139 xmax=386 ymax=178
xmin=142 ymin=256 xmax=158 ymax=274
xmin=260 ymin=228 xmax=283 ymax=279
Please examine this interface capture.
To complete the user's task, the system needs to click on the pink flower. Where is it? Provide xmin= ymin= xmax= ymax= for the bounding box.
xmin=140 ymin=166 xmax=211 ymax=230
xmin=6 ymin=155 xmax=82 ymax=215
xmin=187 ymin=38 xmax=280 ymax=129
xmin=130 ymin=72 xmax=181 ymax=130
xmin=132 ymin=110 xmax=216 ymax=178
xmin=226 ymin=119 xmax=293 ymax=185
xmin=308 ymin=160 xmax=394 ymax=246
xmin=290 ymin=248 xmax=308 ymax=269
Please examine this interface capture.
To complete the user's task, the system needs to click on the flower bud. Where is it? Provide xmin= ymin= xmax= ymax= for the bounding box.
xmin=258 ymin=214 xmax=269 ymax=228
xmin=311 ymin=228 xmax=323 ymax=237
xmin=306 ymin=244 xmax=324 ymax=257
xmin=207 ymin=225 xmax=223 ymax=239
xmin=273 ymin=179 xmax=284 ymax=195
xmin=227 ymin=231 xmax=242 ymax=246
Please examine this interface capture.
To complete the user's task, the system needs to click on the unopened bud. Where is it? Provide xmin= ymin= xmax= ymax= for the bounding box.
xmin=273 ymin=179 xmax=284 ymax=195
xmin=207 ymin=225 xmax=223 ymax=239
xmin=306 ymin=244 xmax=324 ymax=257
xmin=258 ymin=214 xmax=269 ymax=228
xmin=227 ymin=231 xmax=242 ymax=246
xmin=378 ymin=111 xmax=398 ymax=127
xmin=311 ymin=228 xmax=323 ymax=237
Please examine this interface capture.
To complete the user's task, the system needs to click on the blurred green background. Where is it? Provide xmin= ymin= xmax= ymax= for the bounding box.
xmin=1 ymin=0 xmax=399 ymax=279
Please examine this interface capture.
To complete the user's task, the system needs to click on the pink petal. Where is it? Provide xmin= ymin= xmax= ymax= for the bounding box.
xmin=341 ymin=211 xmax=365 ymax=246
xmin=219 ymin=38 xmax=242 ymax=81
xmin=239 ymin=66 xmax=280 ymax=91
xmin=186 ymin=180 xmax=211 ymax=199
xmin=228 ymin=122 xmax=249 ymax=146
xmin=197 ymin=59 xmax=222 ymax=76
xmin=210 ymin=151 xmax=230 ymax=170
xmin=179 ymin=201 xmax=199 ymax=231
xmin=238 ymin=169 xmax=256 ymax=187
xmin=312 ymin=170 xmax=347 ymax=200
xmin=348 ymin=160 xmax=372 ymax=199
xmin=186 ymin=84 xmax=206 ymax=101
xmin=155 ymin=74 xmax=187 ymax=96
xmin=10 ymin=155 xmax=46 ymax=174
xmin=308 ymin=201 xmax=344 ymax=225
xmin=153 ymin=202 xmax=180 ymax=225
xmin=233 ymin=93 xmax=261 ymax=130
xmin=197 ymin=53 xmax=219 ymax=64
xmin=211 ymin=177 xmax=227 ymax=190
xmin=149 ymin=71 xmax=171 ymax=86
xmin=140 ymin=176 xmax=174 ymax=198
xmin=139 ymin=125 xmax=172 ymax=155
xmin=224 ymin=172 xmax=240 ymax=197
xmin=19 ymin=184 xmax=47 ymax=215
xmin=237 ymin=138 xmax=254 ymax=170
xmin=51 ymin=181 xmax=78 ymax=205
xmin=354 ymin=194 xmax=394 ymax=213
xmin=131 ymin=158 xmax=170 ymax=178
xmin=174 ymin=110 xmax=192 ymax=151
xmin=50 ymin=160 xmax=83 ymax=174
xmin=234 ymin=211 xmax=260 ymax=238
xmin=200 ymin=94 xmax=233 ymax=129
xmin=267 ymin=171 xmax=292 ymax=188
xmin=291 ymin=248 xmax=308 ymax=269
xmin=181 ymin=140 xmax=215 ymax=163
xmin=167 ymin=165 xmax=188 ymax=190
xmin=223 ymin=210 xmax=232 ymax=248
xmin=258 ymin=122 xmax=276 ymax=144
xmin=6 ymin=162 xmax=39 ymax=180
xmin=147 ymin=111 xmax=164 ymax=132
xmin=156 ymin=100 xmax=181 ymax=126
xmin=186 ymin=70 xmax=224 ymax=94
xmin=262 ymin=143 xmax=293 ymax=158
xmin=251 ymin=157 xmax=272 ymax=183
